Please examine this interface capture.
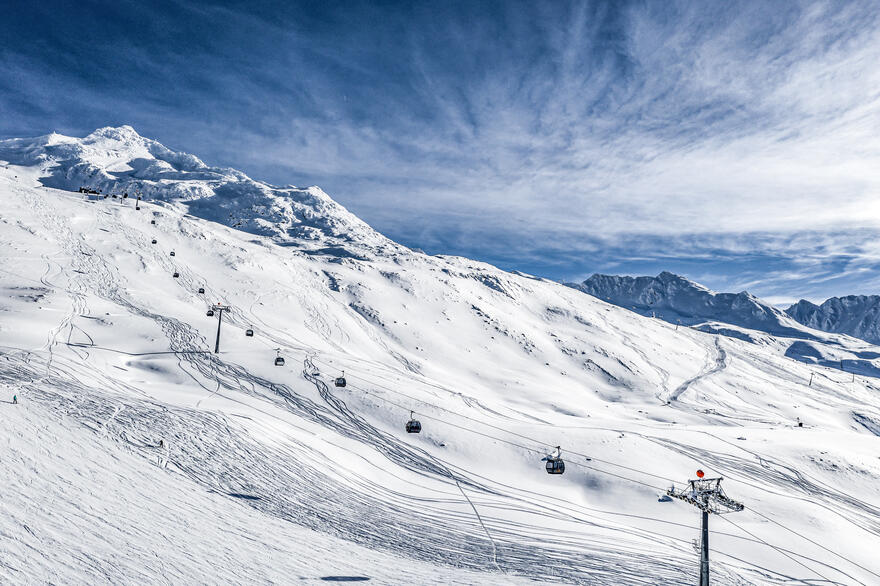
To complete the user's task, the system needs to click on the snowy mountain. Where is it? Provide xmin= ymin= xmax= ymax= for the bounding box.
xmin=787 ymin=296 xmax=880 ymax=345
xmin=569 ymin=272 xmax=880 ymax=377
xmin=569 ymin=272 xmax=813 ymax=339
xmin=2 ymin=127 xmax=880 ymax=585
xmin=0 ymin=126 xmax=392 ymax=252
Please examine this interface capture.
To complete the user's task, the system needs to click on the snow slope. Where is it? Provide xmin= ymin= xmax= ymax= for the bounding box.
xmin=1 ymin=128 xmax=880 ymax=585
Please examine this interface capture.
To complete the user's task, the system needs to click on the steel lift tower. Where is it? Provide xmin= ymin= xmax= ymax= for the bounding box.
xmin=667 ymin=471 xmax=744 ymax=586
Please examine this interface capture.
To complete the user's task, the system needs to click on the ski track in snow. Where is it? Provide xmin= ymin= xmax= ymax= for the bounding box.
xmin=667 ymin=337 xmax=727 ymax=404
xmin=1 ymin=146 xmax=879 ymax=585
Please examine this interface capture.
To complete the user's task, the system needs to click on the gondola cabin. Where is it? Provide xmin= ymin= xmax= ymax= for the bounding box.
xmin=544 ymin=446 xmax=565 ymax=475
xmin=334 ymin=371 xmax=347 ymax=388
xmin=245 ymin=329 xmax=254 ymax=337
xmin=150 ymin=220 xmax=156 ymax=224
xmin=198 ymin=287 xmax=205 ymax=294
xmin=151 ymin=239 xmax=157 ymax=244
xmin=405 ymin=412 xmax=421 ymax=434
xmin=274 ymin=356 xmax=285 ymax=366
xmin=545 ymin=459 xmax=565 ymax=475
xmin=173 ymin=272 xmax=180 ymax=278
xmin=169 ymin=251 xmax=175 ymax=257
xmin=206 ymin=309 xmax=214 ymax=317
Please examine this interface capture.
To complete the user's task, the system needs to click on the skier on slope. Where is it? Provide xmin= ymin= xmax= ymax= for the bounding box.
xmin=12 ymin=395 xmax=17 ymax=404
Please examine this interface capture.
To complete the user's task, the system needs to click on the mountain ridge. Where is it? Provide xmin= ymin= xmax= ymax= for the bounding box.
xmin=786 ymin=295 xmax=880 ymax=345
xmin=567 ymin=271 xmax=815 ymax=340
xmin=0 ymin=125 xmax=393 ymax=252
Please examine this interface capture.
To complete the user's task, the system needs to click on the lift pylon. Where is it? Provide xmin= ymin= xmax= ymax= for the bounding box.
xmin=667 ymin=473 xmax=743 ymax=586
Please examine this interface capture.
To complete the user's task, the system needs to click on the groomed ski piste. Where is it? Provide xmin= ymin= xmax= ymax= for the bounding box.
xmin=1 ymin=127 xmax=879 ymax=585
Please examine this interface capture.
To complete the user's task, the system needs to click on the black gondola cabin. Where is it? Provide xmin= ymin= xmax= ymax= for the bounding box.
xmin=405 ymin=412 xmax=421 ymax=434
xmin=545 ymin=446 xmax=565 ymax=475
xmin=545 ymin=459 xmax=565 ymax=474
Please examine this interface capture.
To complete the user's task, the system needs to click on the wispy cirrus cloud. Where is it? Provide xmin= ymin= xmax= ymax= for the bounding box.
xmin=2 ymin=1 xmax=879 ymax=299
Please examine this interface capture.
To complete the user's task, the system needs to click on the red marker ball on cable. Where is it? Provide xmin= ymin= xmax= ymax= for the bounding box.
xmin=696 ymin=469 xmax=705 ymax=478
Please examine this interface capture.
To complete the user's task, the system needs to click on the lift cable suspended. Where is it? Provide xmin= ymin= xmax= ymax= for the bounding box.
xmin=746 ymin=508 xmax=880 ymax=580
xmin=329 ymin=373 xmax=862 ymax=579
xmin=304 ymin=356 xmax=871 ymax=579
xmin=320 ymin=370 xmax=662 ymax=486
xmin=718 ymin=513 xmax=835 ymax=584
xmin=311 ymin=356 xmax=678 ymax=485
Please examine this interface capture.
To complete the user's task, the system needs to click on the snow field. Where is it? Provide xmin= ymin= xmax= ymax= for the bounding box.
xmin=1 ymin=134 xmax=879 ymax=584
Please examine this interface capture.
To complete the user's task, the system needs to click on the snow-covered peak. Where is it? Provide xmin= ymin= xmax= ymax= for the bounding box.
xmin=0 ymin=126 xmax=392 ymax=251
xmin=569 ymin=271 xmax=813 ymax=339
xmin=87 ymin=124 xmax=147 ymax=141
xmin=787 ymin=295 xmax=880 ymax=344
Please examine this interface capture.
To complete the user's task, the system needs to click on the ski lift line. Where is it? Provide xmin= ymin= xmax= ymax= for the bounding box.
xmin=320 ymin=364 xmax=680 ymax=485
xmin=327 ymin=355 xmax=878 ymax=542
xmin=321 ymin=354 xmax=493 ymax=401
xmin=314 ymin=359 xmax=652 ymax=466
xmin=310 ymin=356 xmax=869 ymax=567
xmin=747 ymin=508 xmax=880 ymax=581
xmin=574 ymin=462 xmax=667 ymax=492
xmin=717 ymin=514 xmax=842 ymax=585
xmin=331 ymin=380 xmax=540 ymax=453
xmin=309 ymin=350 xmax=712 ymax=540
xmin=646 ymin=434 xmax=880 ymax=539
xmin=433 ymin=460 xmax=716 ymax=556
xmin=687 ymin=429 xmax=880 ymax=535
xmin=330 ymin=377 xmax=669 ymax=491
xmin=92 ymin=311 xmax=852 ymax=579
xmin=13 ymin=342 xmax=832 ymax=572
xmin=303 ymin=361 xmax=711 ymax=553
xmin=302 ymin=368 xmax=680 ymax=542
xmin=356 ymin=380 xmax=677 ymax=484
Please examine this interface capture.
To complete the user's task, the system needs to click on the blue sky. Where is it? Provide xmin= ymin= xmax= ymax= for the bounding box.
xmin=3 ymin=0 xmax=880 ymax=303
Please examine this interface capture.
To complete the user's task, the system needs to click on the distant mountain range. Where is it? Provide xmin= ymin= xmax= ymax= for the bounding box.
xmin=569 ymin=271 xmax=880 ymax=346
xmin=787 ymin=296 xmax=880 ymax=345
